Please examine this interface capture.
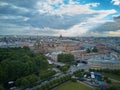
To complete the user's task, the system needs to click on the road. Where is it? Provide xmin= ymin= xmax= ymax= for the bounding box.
xmin=25 ymin=73 xmax=67 ymax=90
xmin=26 ymin=63 xmax=89 ymax=90
xmin=67 ymin=63 xmax=89 ymax=74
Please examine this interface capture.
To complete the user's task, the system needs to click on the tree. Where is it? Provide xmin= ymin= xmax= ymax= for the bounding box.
xmin=104 ymin=76 xmax=108 ymax=81
xmin=59 ymin=64 xmax=70 ymax=72
xmin=107 ymin=86 xmax=119 ymax=90
xmin=0 ymin=85 xmax=5 ymax=90
xmin=106 ymin=79 xmax=111 ymax=84
xmin=20 ymin=78 xmax=30 ymax=87
xmin=39 ymin=69 xmax=56 ymax=80
xmin=86 ymin=48 xmax=91 ymax=53
xmin=45 ymin=83 xmax=51 ymax=89
xmin=57 ymin=54 xmax=74 ymax=63
xmin=35 ymin=87 xmax=43 ymax=90
xmin=71 ymin=77 xmax=77 ymax=82
xmin=92 ymin=46 xmax=98 ymax=52
xmin=41 ymin=85 xmax=46 ymax=90
xmin=26 ymin=74 xmax=39 ymax=85
xmin=0 ymin=48 xmax=48 ymax=84
xmin=16 ymin=74 xmax=39 ymax=87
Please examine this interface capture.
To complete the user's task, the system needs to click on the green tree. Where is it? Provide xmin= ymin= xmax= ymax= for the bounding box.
xmin=41 ymin=85 xmax=46 ymax=90
xmin=57 ymin=54 xmax=74 ymax=63
xmin=86 ymin=48 xmax=91 ymax=53
xmin=71 ymin=78 xmax=77 ymax=82
xmin=26 ymin=74 xmax=39 ymax=85
xmin=0 ymin=48 xmax=48 ymax=84
xmin=16 ymin=74 xmax=39 ymax=87
xmin=106 ymin=79 xmax=111 ymax=84
xmin=92 ymin=46 xmax=98 ymax=52
xmin=39 ymin=69 xmax=56 ymax=80
xmin=15 ymin=78 xmax=22 ymax=86
xmin=0 ymin=85 xmax=5 ymax=90
xmin=35 ymin=87 xmax=43 ymax=90
xmin=59 ymin=64 xmax=70 ymax=72
xmin=20 ymin=78 xmax=30 ymax=87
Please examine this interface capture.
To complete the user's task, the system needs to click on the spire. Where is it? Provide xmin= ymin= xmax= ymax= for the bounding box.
xmin=59 ymin=34 xmax=62 ymax=38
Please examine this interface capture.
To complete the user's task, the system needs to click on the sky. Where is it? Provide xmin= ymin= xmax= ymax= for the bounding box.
xmin=0 ymin=0 xmax=120 ymax=37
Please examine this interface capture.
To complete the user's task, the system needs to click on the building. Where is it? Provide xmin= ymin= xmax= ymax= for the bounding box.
xmin=88 ymin=55 xmax=120 ymax=69
xmin=34 ymin=40 xmax=80 ymax=53
xmin=45 ymin=51 xmax=63 ymax=61
xmin=70 ymin=50 xmax=85 ymax=60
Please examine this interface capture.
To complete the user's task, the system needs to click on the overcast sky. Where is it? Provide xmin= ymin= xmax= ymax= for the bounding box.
xmin=0 ymin=0 xmax=120 ymax=36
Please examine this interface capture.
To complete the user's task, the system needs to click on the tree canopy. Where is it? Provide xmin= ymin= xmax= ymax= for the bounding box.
xmin=57 ymin=54 xmax=74 ymax=63
xmin=0 ymin=47 xmax=48 ymax=84
xmin=86 ymin=46 xmax=98 ymax=53
xmin=92 ymin=46 xmax=98 ymax=52
xmin=86 ymin=48 xmax=91 ymax=53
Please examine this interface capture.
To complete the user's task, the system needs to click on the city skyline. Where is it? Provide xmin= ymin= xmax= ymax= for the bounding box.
xmin=0 ymin=0 xmax=120 ymax=37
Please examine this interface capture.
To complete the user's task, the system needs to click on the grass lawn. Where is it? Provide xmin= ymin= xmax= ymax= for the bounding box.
xmin=53 ymin=81 xmax=93 ymax=90
xmin=109 ymin=82 xmax=120 ymax=87
xmin=103 ymin=73 xmax=120 ymax=81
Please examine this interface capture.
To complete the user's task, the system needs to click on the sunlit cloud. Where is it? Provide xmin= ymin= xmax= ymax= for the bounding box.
xmin=0 ymin=0 xmax=119 ymax=36
xmin=111 ymin=0 xmax=120 ymax=6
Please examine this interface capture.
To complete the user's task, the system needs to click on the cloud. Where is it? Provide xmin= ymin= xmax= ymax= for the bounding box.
xmin=108 ymin=30 xmax=120 ymax=36
xmin=87 ymin=3 xmax=100 ymax=7
xmin=0 ymin=2 xmax=9 ymax=6
xmin=87 ymin=15 xmax=120 ymax=36
xmin=0 ymin=24 xmax=59 ymax=36
xmin=0 ymin=15 xmax=29 ymax=21
xmin=59 ymin=9 xmax=116 ymax=36
xmin=27 ymin=13 xmax=97 ymax=29
xmin=84 ymin=30 xmax=120 ymax=37
xmin=0 ymin=0 xmax=118 ymax=36
xmin=111 ymin=0 xmax=120 ymax=6
xmin=0 ymin=0 xmax=39 ymax=9
xmin=91 ymin=15 xmax=120 ymax=32
xmin=30 ymin=0 xmax=116 ymax=36
xmin=36 ymin=1 xmax=100 ymax=15
xmin=0 ymin=14 xmax=29 ymax=27
xmin=0 ymin=1 xmax=29 ymax=14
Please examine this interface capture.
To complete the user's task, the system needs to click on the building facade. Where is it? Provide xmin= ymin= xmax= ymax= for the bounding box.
xmin=88 ymin=55 xmax=120 ymax=69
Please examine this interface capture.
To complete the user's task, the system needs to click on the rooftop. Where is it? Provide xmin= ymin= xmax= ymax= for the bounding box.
xmin=88 ymin=55 xmax=120 ymax=63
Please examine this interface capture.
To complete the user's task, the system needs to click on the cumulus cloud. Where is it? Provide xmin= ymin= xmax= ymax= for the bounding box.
xmin=59 ymin=9 xmax=116 ymax=36
xmin=0 ymin=1 xmax=29 ymax=15
xmin=87 ymin=3 xmax=100 ymax=7
xmin=0 ymin=24 xmax=57 ymax=36
xmin=87 ymin=15 xmax=120 ymax=36
xmin=36 ymin=1 xmax=100 ymax=15
xmin=111 ymin=0 xmax=120 ymax=6
xmin=0 ymin=0 xmax=118 ymax=36
xmin=0 ymin=15 xmax=29 ymax=21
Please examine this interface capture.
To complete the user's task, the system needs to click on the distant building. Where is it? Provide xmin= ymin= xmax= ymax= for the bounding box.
xmin=34 ymin=40 xmax=80 ymax=54
xmin=88 ymin=55 xmax=120 ymax=69
xmin=59 ymin=34 xmax=63 ymax=39
xmin=45 ymin=51 xmax=63 ymax=61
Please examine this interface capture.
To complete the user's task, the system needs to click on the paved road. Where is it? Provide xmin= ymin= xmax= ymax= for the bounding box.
xmin=67 ymin=63 xmax=89 ymax=74
xmin=26 ymin=73 xmax=67 ymax=90
xmin=26 ymin=63 xmax=89 ymax=90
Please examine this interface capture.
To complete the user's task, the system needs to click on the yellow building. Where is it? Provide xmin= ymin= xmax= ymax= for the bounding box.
xmin=34 ymin=40 xmax=80 ymax=53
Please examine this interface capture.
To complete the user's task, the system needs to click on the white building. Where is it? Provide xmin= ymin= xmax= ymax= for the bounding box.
xmin=45 ymin=51 xmax=63 ymax=61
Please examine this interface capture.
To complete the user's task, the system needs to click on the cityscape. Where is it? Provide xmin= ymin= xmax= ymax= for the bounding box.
xmin=0 ymin=35 xmax=120 ymax=90
xmin=0 ymin=0 xmax=120 ymax=90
